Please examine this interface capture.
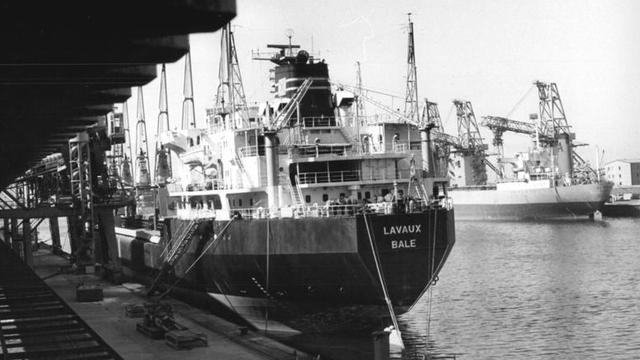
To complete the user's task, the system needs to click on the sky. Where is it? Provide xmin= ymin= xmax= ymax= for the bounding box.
xmin=129 ymin=0 xmax=640 ymax=172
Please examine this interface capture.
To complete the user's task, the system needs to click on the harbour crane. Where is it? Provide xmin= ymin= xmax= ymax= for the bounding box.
xmin=155 ymin=64 xmax=172 ymax=186
xmin=452 ymin=99 xmax=497 ymax=183
xmin=481 ymin=81 xmax=596 ymax=181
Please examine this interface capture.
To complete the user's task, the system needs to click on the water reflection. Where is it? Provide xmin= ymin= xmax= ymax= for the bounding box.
xmin=397 ymin=218 xmax=640 ymax=359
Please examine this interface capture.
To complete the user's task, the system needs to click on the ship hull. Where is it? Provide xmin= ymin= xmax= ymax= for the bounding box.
xmin=116 ymin=208 xmax=455 ymax=335
xmin=449 ymin=182 xmax=613 ymax=220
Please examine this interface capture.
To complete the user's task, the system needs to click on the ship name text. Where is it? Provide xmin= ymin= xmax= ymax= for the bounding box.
xmin=391 ymin=239 xmax=416 ymax=249
xmin=383 ymin=224 xmax=421 ymax=235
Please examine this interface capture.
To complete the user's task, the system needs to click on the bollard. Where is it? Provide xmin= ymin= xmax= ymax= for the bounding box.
xmin=372 ymin=329 xmax=390 ymax=360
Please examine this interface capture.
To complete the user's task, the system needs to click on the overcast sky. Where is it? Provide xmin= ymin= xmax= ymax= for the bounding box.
xmin=131 ymin=0 xmax=640 ymax=172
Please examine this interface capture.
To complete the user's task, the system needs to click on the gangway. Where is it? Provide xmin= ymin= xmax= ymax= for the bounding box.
xmin=148 ymin=219 xmax=202 ymax=296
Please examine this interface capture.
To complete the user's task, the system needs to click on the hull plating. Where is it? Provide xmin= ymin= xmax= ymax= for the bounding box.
xmin=449 ymin=182 xmax=613 ymax=220
xmin=116 ymin=209 xmax=455 ymax=334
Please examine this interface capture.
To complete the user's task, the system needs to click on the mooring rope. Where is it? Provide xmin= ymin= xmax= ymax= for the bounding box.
xmin=426 ymin=207 xmax=439 ymax=340
xmin=363 ymin=213 xmax=402 ymax=341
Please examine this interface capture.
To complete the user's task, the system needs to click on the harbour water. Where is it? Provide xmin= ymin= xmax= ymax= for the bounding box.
xmin=399 ymin=218 xmax=640 ymax=359
xmin=32 ymin=217 xmax=640 ymax=359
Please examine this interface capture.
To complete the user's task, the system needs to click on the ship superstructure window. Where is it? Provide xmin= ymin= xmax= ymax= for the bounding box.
xmin=322 ymin=194 xmax=329 ymax=202
xmin=250 ymin=198 xmax=254 ymax=206
xmin=208 ymin=195 xmax=222 ymax=210
xmin=305 ymin=195 xmax=311 ymax=203
xmin=365 ymin=191 xmax=371 ymax=199
xmin=239 ymin=199 xmax=243 ymax=207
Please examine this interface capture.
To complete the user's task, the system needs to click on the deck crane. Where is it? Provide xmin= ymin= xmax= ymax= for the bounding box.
xmin=451 ymin=99 xmax=497 ymax=183
xmin=333 ymin=82 xmax=461 ymax=178
xmin=481 ymin=81 xmax=596 ymax=181
xmin=262 ymin=78 xmax=313 ymax=210
xmin=421 ymin=100 xmax=459 ymax=177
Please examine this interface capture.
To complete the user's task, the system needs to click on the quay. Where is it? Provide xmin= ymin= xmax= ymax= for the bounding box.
xmin=0 ymin=1 xmax=310 ymax=359
xmin=0 ymin=236 xmax=309 ymax=360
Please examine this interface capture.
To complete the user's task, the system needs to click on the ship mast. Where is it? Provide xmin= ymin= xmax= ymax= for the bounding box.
xmin=155 ymin=64 xmax=172 ymax=185
xmin=181 ymin=53 xmax=197 ymax=129
xmin=214 ymin=23 xmax=249 ymax=129
xmin=404 ymin=13 xmax=419 ymax=126
xmin=355 ymin=61 xmax=366 ymax=122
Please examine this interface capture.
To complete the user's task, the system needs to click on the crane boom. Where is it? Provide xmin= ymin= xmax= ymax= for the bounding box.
xmin=332 ymin=82 xmax=419 ymax=127
xmin=269 ymin=78 xmax=313 ymax=130
xmin=480 ymin=116 xmax=536 ymax=135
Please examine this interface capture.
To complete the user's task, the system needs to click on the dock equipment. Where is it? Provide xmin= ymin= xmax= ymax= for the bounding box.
xmin=136 ymin=302 xmax=207 ymax=349
xmin=0 ymin=241 xmax=122 ymax=359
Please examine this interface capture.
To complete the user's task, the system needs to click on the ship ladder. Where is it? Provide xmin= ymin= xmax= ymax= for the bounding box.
xmin=234 ymin=151 xmax=255 ymax=188
xmin=155 ymin=214 xmax=240 ymax=300
xmin=280 ymin=172 xmax=303 ymax=207
xmin=147 ymin=219 xmax=201 ymax=296
xmin=362 ymin=214 xmax=404 ymax=349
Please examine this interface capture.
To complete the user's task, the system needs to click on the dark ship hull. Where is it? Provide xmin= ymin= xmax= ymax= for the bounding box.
xmin=116 ymin=208 xmax=455 ymax=335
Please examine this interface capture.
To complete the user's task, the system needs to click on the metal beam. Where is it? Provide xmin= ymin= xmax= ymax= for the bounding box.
xmin=0 ymin=207 xmax=75 ymax=219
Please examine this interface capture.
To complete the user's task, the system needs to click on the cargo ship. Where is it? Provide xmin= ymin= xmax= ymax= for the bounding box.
xmin=114 ymin=23 xmax=455 ymax=341
xmin=443 ymin=83 xmax=613 ymax=220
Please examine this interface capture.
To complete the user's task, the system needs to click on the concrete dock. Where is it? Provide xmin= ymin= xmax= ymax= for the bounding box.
xmin=29 ymin=248 xmax=310 ymax=360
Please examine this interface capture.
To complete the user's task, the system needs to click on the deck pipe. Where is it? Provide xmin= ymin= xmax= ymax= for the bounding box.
xmin=420 ymin=123 xmax=436 ymax=177
xmin=264 ymin=130 xmax=280 ymax=210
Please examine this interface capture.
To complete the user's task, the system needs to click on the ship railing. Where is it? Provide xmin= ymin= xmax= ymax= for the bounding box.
xmin=301 ymin=116 xmax=341 ymax=128
xmin=389 ymin=141 xmax=410 ymax=153
xmin=167 ymin=179 xmax=231 ymax=193
xmin=228 ymin=199 xmax=445 ymax=219
xmin=364 ymin=113 xmax=407 ymax=125
xmin=290 ymin=144 xmax=354 ymax=158
xmin=238 ymin=145 xmax=259 ymax=157
xmin=297 ymin=169 xmax=412 ymax=185
xmin=298 ymin=170 xmax=360 ymax=184
xmin=175 ymin=207 xmax=216 ymax=220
